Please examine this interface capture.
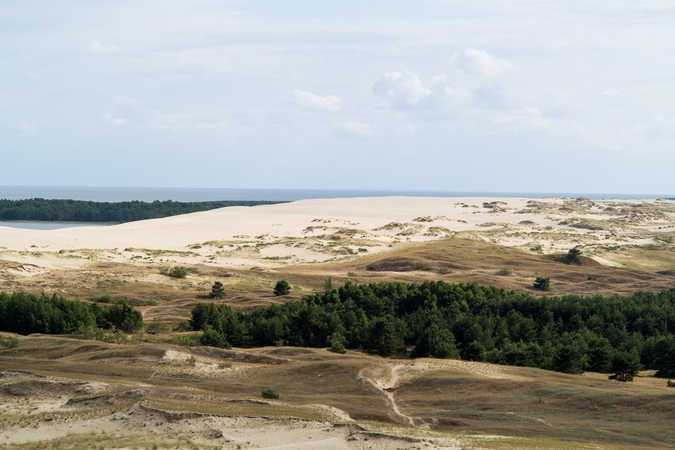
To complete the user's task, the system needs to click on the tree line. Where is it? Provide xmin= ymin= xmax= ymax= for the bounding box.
xmin=0 ymin=199 xmax=283 ymax=223
xmin=190 ymin=281 xmax=675 ymax=379
xmin=0 ymin=291 xmax=143 ymax=335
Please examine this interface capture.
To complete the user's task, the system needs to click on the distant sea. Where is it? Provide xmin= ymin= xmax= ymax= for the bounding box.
xmin=0 ymin=186 xmax=671 ymax=202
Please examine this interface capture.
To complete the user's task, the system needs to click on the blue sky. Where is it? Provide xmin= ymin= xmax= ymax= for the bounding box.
xmin=2 ymin=1 xmax=675 ymax=194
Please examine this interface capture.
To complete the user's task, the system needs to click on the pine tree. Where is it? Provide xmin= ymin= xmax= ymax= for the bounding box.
xmin=274 ymin=280 xmax=291 ymax=296
xmin=210 ymin=281 xmax=225 ymax=299
xmin=608 ymin=350 xmax=641 ymax=382
xmin=533 ymin=276 xmax=551 ymax=291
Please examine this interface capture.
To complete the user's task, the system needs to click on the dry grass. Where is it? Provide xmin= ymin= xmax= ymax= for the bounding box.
xmin=2 ymin=338 xmax=675 ymax=448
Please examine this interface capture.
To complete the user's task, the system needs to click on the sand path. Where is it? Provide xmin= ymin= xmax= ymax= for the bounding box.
xmin=359 ymin=364 xmax=415 ymax=426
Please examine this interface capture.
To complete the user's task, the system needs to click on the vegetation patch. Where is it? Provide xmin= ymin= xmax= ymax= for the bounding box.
xmin=0 ymin=198 xmax=284 ymax=223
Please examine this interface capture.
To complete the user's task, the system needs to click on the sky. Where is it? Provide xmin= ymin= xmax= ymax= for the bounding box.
xmin=2 ymin=0 xmax=675 ymax=194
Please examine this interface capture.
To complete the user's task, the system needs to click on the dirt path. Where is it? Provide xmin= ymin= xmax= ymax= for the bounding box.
xmin=359 ymin=364 xmax=414 ymax=426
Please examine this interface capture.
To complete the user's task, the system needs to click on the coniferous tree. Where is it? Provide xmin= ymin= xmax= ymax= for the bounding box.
xmin=609 ymin=350 xmax=641 ymax=382
xmin=210 ymin=281 xmax=225 ymax=299
xmin=273 ymin=280 xmax=291 ymax=296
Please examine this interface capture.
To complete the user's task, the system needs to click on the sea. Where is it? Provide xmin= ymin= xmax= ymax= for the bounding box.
xmin=0 ymin=186 xmax=670 ymax=202
xmin=0 ymin=186 xmax=672 ymax=230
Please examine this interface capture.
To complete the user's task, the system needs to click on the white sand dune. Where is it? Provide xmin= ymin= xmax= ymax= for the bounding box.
xmin=0 ymin=196 xmax=673 ymax=268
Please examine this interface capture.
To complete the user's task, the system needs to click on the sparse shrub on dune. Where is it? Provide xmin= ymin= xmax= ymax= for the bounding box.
xmin=261 ymin=389 xmax=279 ymax=399
xmin=0 ymin=336 xmax=19 ymax=349
xmin=167 ymin=266 xmax=188 ymax=278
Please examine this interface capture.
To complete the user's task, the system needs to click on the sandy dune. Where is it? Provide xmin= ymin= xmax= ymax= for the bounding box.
xmin=1 ymin=196 xmax=674 ymax=269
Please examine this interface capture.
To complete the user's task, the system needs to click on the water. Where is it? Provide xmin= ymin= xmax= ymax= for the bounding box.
xmin=0 ymin=221 xmax=104 ymax=230
xmin=0 ymin=186 xmax=671 ymax=202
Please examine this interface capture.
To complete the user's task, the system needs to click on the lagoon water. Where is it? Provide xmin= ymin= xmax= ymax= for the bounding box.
xmin=0 ymin=186 xmax=669 ymax=202
xmin=0 ymin=221 xmax=105 ymax=230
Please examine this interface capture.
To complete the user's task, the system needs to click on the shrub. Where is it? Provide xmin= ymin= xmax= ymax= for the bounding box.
xmin=164 ymin=334 xmax=200 ymax=346
xmin=533 ymin=276 xmax=550 ymax=291
xmin=261 ymin=389 xmax=279 ymax=399
xmin=92 ymin=294 xmax=113 ymax=304
xmin=146 ymin=318 xmax=170 ymax=335
xmin=168 ymin=266 xmax=188 ymax=278
xmin=496 ymin=267 xmax=513 ymax=276
xmin=273 ymin=280 xmax=291 ymax=296
xmin=328 ymin=332 xmax=347 ymax=354
xmin=0 ymin=336 xmax=19 ymax=349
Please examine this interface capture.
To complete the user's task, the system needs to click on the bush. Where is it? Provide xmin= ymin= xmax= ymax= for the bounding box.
xmin=168 ymin=266 xmax=188 ymax=278
xmin=261 ymin=389 xmax=279 ymax=399
xmin=533 ymin=276 xmax=550 ymax=291
xmin=0 ymin=336 xmax=19 ymax=349
xmin=667 ymin=380 xmax=675 ymax=387
xmin=328 ymin=332 xmax=347 ymax=354
xmin=164 ymin=334 xmax=200 ymax=346
xmin=496 ymin=267 xmax=513 ymax=276
xmin=273 ymin=280 xmax=291 ymax=296
xmin=146 ymin=318 xmax=170 ymax=335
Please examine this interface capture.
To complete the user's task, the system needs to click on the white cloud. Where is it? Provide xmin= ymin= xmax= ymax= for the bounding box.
xmin=20 ymin=121 xmax=37 ymax=134
xmin=333 ymin=121 xmax=372 ymax=138
xmin=293 ymin=90 xmax=341 ymax=112
xmin=27 ymin=73 xmax=42 ymax=82
xmin=600 ymin=90 xmax=619 ymax=96
xmin=84 ymin=40 xmax=119 ymax=53
xmin=372 ymin=71 xmax=432 ymax=108
xmin=452 ymin=49 xmax=514 ymax=76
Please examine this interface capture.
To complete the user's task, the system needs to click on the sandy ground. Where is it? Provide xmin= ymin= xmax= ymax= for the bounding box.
xmin=0 ymin=367 xmax=460 ymax=450
xmin=1 ymin=196 xmax=674 ymax=271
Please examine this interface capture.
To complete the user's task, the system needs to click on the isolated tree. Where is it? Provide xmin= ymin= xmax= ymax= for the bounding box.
xmin=273 ymin=280 xmax=291 ymax=296
xmin=210 ymin=281 xmax=225 ymax=299
xmin=566 ymin=247 xmax=582 ymax=264
xmin=533 ymin=276 xmax=551 ymax=291
xmin=608 ymin=350 xmax=641 ymax=382
xmin=323 ymin=276 xmax=333 ymax=292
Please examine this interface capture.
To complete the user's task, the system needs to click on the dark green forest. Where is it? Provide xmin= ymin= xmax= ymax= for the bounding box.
xmin=0 ymin=199 xmax=283 ymax=223
xmin=0 ymin=291 xmax=143 ymax=335
xmin=191 ymin=281 xmax=675 ymax=378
